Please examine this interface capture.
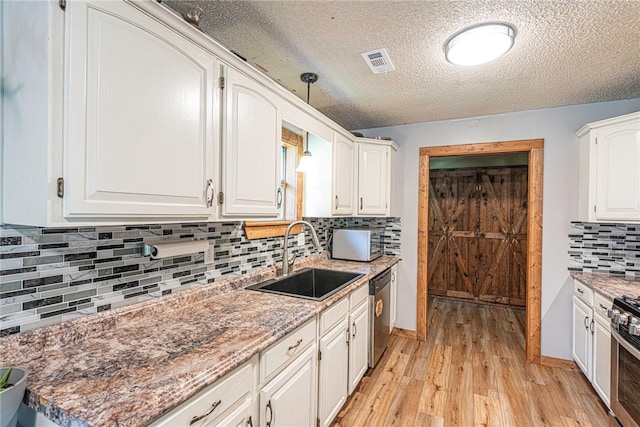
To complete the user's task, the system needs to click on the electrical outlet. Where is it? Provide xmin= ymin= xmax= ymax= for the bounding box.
xmin=205 ymin=243 xmax=215 ymax=264
xmin=297 ymin=232 xmax=305 ymax=246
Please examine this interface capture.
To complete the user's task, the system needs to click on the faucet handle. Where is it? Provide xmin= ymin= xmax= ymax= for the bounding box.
xmin=288 ymin=253 xmax=297 ymax=267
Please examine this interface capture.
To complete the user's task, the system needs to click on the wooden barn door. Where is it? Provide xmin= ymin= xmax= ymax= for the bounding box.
xmin=427 ymin=166 xmax=528 ymax=308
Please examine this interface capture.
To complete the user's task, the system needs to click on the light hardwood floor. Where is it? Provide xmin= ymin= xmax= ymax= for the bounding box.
xmin=332 ymin=297 xmax=609 ymax=427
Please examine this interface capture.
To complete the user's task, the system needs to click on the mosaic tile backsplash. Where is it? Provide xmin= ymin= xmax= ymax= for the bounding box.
xmin=0 ymin=217 xmax=401 ymax=336
xmin=568 ymin=222 xmax=640 ymax=277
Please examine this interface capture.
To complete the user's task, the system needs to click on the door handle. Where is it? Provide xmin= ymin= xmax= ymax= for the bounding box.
xmin=266 ymin=400 xmax=273 ymax=427
xmin=335 ymin=195 xmax=339 ymax=210
xmin=276 ymin=187 xmax=283 ymax=208
xmin=360 ymin=197 xmax=363 ymax=210
xmin=352 ymin=321 xmax=357 ymax=339
xmin=205 ymin=179 xmax=214 ymax=208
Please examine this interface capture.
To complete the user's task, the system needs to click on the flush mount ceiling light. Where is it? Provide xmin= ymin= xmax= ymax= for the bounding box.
xmin=445 ymin=23 xmax=516 ymax=66
xmin=296 ymin=72 xmax=318 ymax=173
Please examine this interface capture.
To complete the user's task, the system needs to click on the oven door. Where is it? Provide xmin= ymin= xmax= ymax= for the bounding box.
xmin=611 ymin=327 xmax=640 ymax=427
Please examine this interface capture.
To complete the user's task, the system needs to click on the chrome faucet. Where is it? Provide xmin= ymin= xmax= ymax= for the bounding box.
xmin=282 ymin=220 xmax=321 ymax=276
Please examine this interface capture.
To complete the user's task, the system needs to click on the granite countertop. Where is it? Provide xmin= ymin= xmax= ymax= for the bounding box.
xmin=571 ymin=272 xmax=640 ymax=300
xmin=0 ymin=254 xmax=399 ymax=427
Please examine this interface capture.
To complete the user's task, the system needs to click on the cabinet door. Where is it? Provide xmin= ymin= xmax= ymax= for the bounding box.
xmin=390 ymin=264 xmax=398 ymax=332
xmin=65 ymin=1 xmax=217 ymax=220
xmin=348 ymin=300 xmax=369 ymax=395
xmin=592 ymin=317 xmax=611 ymax=408
xmin=595 ymin=120 xmax=640 ymax=221
xmin=260 ymin=346 xmax=316 ymax=427
xmin=318 ymin=319 xmax=349 ymax=427
xmin=222 ymin=66 xmax=281 ymax=217
xmin=572 ymin=296 xmax=592 ymax=379
xmin=357 ymin=143 xmax=389 ymax=215
xmin=332 ymin=136 xmax=355 ymax=215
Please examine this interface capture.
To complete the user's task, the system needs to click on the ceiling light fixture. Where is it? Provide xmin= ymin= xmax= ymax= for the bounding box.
xmin=445 ymin=23 xmax=516 ymax=66
xmin=296 ymin=72 xmax=318 ymax=173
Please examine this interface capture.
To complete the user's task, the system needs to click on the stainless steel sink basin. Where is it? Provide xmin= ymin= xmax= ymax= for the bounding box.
xmin=247 ymin=268 xmax=364 ymax=301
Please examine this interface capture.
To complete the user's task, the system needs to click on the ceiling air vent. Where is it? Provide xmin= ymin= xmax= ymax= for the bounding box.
xmin=361 ymin=48 xmax=395 ymax=74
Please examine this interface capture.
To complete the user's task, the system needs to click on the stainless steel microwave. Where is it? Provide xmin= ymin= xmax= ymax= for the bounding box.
xmin=332 ymin=228 xmax=383 ymax=262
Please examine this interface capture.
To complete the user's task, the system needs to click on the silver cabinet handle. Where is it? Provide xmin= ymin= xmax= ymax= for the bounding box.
xmin=360 ymin=197 xmax=363 ymax=210
xmin=288 ymin=338 xmax=303 ymax=352
xmin=190 ymin=399 xmax=221 ymax=425
xmin=276 ymin=187 xmax=283 ymax=208
xmin=335 ymin=195 xmax=339 ymax=210
xmin=584 ymin=316 xmax=589 ymax=329
xmin=590 ymin=319 xmax=594 ymax=334
xmin=345 ymin=328 xmax=350 ymax=344
xmin=352 ymin=321 xmax=357 ymax=339
xmin=206 ymin=179 xmax=214 ymax=208
xmin=266 ymin=400 xmax=273 ymax=427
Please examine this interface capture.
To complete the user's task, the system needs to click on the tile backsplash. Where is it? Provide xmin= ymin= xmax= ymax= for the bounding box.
xmin=0 ymin=217 xmax=401 ymax=336
xmin=568 ymin=222 xmax=640 ymax=277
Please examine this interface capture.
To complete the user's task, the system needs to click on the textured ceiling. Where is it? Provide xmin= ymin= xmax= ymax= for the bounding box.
xmin=162 ymin=0 xmax=640 ymax=130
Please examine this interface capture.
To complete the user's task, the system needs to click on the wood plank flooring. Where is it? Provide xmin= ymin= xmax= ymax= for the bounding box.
xmin=332 ymin=298 xmax=609 ymax=427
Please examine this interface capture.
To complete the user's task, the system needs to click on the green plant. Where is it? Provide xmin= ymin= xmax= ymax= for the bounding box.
xmin=0 ymin=366 xmax=14 ymax=391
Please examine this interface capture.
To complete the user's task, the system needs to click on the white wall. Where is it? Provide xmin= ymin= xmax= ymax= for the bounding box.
xmin=359 ymin=99 xmax=640 ymax=359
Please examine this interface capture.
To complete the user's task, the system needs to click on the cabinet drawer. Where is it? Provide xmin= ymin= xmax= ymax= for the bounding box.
xmin=150 ymin=357 xmax=254 ymax=427
xmin=261 ymin=319 xmax=316 ymax=382
xmin=594 ymin=292 xmax=612 ymax=323
xmin=320 ymin=297 xmax=348 ymax=336
xmin=349 ymin=283 xmax=369 ymax=309
xmin=574 ymin=280 xmax=593 ymax=306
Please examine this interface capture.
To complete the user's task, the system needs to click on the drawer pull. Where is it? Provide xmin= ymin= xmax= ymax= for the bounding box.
xmin=352 ymin=321 xmax=357 ymax=339
xmin=577 ymin=288 xmax=584 ymax=294
xmin=266 ymin=400 xmax=273 ymax=427
xmin=247 ymin=415 xmax=253 ymax=427
xmin=190 ymin=399 xmax=221 ymax=425
xmin=288 ymin=338 xmax=303 ymax=352
xmin=599 ymin=303 xmax=608 ymax=311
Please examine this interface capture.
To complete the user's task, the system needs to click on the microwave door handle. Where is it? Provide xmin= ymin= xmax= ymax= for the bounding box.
xmin=611 ymin=327 xmax=640 ymax=360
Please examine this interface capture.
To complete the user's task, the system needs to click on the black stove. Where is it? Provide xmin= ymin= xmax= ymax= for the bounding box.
xmin=611 ymin=295 xmax=640 ymax=350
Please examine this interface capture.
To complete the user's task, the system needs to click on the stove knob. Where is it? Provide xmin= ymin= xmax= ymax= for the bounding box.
xmin=613 ymin=312 xmax=622 ymax=324
xmin=620 ymin=314 xmax=629 ymax=325
xmin=630 ymin=323 xmax=640 ymax=336
xmin=608 ymin=309 xmax=620 ymax=320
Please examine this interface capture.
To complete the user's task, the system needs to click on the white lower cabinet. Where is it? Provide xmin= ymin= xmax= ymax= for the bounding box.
xmin=348 ymin=298 xmax=369 ymax=395
xmin=318 ymin=283 xmax=370 ymax=427
xmin=572 ymin=295 xmax=592 ymax=377
xmin=318 ymin=318 xmax=349 ymax=427
xmin=571 ymin=279 xmax=612 ymax=408
xmin=592 ymin=293 xmax=612 ymax=408
xmin=149 ymin=356 xmax=257 ymax=427
xmin=260 ymin=345 xmax=317 ymax=427
xmin=389 ymin=264 xmax=398 ymax=332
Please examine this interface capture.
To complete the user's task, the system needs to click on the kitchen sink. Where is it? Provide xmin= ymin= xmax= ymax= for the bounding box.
xmin=247 ymin=268 xmax=364 ymax=301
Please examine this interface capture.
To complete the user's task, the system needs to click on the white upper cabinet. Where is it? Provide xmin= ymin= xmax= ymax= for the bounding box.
xmin=332 ymin=135 xmax=356 ymax=215
xmin=357 ymin=140 xmax=394 ymax=216
xmin=65 ymin=1 xmax=218 ymax=220
xmin=3 ymin=0 xmax=218 ymax=226
xmin=220 ymin=66 xmax=282 ymax=217
xmin=576 ymin=111 xmax=640 ymax=222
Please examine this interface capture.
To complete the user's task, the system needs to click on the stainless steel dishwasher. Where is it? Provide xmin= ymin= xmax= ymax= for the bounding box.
xmin=369 ymin=268 xmax=391 ymax=368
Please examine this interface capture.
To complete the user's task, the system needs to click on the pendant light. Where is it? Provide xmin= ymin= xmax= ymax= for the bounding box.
xmin=296 ymin=72 xmax=318 ymax=173
xmin=445 ymin=23 xmax=516 ymax=66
